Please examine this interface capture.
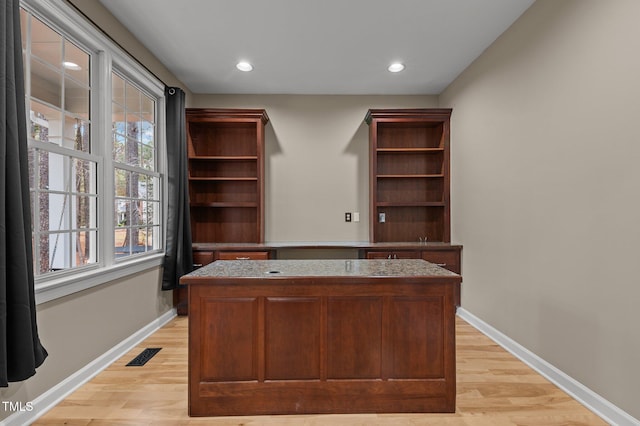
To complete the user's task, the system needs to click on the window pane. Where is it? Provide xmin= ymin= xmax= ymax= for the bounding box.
xmin=140 ymin=119 xmax=154 ymax=146
xmin=141 ymin=94 xmax=154 ymax=120
xmin=64 ymin=40 xmax=89 ymax=86
xmin=136 ymin=173 xmax=147 ymax=198
xmin=44 ymin=193 xmax=69 ymax=232
xmin=113 ymin=73 xmax=125 ymax=104
xmin=112 ymin=101 xmax=125 ymax=130
xmin=65 ymin=115 xmax=90 ymax=152
xmin=72 ymin=158 xmax=95 ymax=194
xmin=40 ymin=151 xmax=68 ymax=192
xmin=28 ymin=147 xmax=37 ymax=190
xmin=141 ymin=144 xmax=154 ymax=170
xmin=135 ymin=228 xmax=146 ymax=251
xmin=30 ymin=100 xmax=63 ymax=144
xmin=31 ymin=17 xmax=62 ymax=69
xmin=64 ymin=76 xmax=90 ymax=120
xmin=125 ymin=138 xmax=141 ymax=167
xmin=73 ymin=195 xmax=95 ymax=229
xmin=125 ymin=81 xmax=141 ymax=114
xmin=139 ymin=201 xmax=149 ymax=225
xmin=49 ymin=232 xmax=70 ymax=270
xmin=114 ymin=168 xmax=129 ymax=197
xmin=125 ymin=112 xmax=141 ymax=142
xmin=147 ymin=176 xmax=158 ymax=200
xmin=73 ymin=230 xmax=96 ymax=267
xmin=115 ymin=199 xmax=129 ymax=226
xmin=149 ymin=201 xmax=160 ymax=223
xmin=113 ymin=133 xmax=125 ymax=164
xmin=31 ymin=59 xmax=62 ymax=108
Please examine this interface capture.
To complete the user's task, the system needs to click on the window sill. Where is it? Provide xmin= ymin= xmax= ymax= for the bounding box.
xmin=35 ymin=253 xmax=165 ymax=305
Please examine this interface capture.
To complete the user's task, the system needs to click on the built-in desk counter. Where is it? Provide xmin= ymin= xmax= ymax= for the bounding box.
xmin=182 ymin=259 xmax=461 ymax=416
xmin=176 ymin=243 xmax=463 ymax=315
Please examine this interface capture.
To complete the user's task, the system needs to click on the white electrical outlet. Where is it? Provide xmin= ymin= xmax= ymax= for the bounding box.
xmin=353 ymin=212 xmax=360 ymax=222
xmin=379 ymin=212 xmax=386 ymax=223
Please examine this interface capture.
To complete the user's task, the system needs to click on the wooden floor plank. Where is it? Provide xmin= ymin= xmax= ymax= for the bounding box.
xmin=33 ymin=316 xmax=607 ymax=425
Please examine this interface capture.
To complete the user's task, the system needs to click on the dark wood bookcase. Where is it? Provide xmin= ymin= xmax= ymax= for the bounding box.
xmin=176 ymin=109 xmax=269 ymax=315
xmin=366 ymin=109 xmax=452 ymax=243
xmin=186 ymin=108 xmax=269 ymax=244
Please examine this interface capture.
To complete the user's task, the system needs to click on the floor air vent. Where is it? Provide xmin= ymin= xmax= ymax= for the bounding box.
xmin=126 ymin=348 xmax=161 ymax=366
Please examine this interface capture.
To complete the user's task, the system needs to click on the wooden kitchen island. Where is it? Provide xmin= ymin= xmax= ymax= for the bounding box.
xmin=181 ymin=259 xmax=461 ymax=416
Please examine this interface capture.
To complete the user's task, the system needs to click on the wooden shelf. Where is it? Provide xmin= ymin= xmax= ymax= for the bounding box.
xmin=376 ymin=147 xmax=444 ymax=153
xmin=186 ymin=108 xmax=268 ymax=245
xmin=190 ymin=202 xmax=259 ymax=208
xmin=188 ymin=177 xmax=258 ymax=181
xmin=367 ymin=108 xmax=452 ymax=243
xmin=376 ymin=174 xmax=444 ymax=178
xmin=376 ymin=201 xmax=446 ymax=207
xmin=188 ymin=156 xmax=259 ymax=160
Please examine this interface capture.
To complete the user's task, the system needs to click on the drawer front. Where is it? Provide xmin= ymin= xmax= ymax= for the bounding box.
xmin=217 ymin=251 xmax=270 ymax=260
xmin=193 ymin=251 xmax=215 ymax=269
xmin=365 ymin=250 xmax=420 ymax=259
xmin=421 ymin=250 xmax=460 ymax=274
xmin=366 ymin=251 xmax=393 ymax=259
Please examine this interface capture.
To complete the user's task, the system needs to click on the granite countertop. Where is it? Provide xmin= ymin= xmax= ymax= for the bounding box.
xmin=184 ymin=259 xmax=459 ymax=279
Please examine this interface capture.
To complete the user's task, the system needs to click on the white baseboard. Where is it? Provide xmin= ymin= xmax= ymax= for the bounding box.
xmin=2 ymin=309 xmax=177 ymax=426
xmin=457 ymin=307 xmax=640 ymax=426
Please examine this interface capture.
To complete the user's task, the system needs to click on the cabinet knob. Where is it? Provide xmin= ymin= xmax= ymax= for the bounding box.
xmin=436 ymin=263 xmax=447 ymax=267
xmin=193 ymin=263 xmax=203 ymax=268
xmin=236 ymin=256 xmax=250 ymax=260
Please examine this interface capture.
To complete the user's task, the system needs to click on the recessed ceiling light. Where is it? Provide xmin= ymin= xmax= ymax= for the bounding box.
xmin=63 ymin=61 xmax=81 ymax=71
xmin=236 ymin=61 xmax=253 ymax=72
xmin=388 ymin=62 xmax=405 ymax=73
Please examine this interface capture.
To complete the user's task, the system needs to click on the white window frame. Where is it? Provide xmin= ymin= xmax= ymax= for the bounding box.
xmin=21 ymin=0 xmax=166 ymax=304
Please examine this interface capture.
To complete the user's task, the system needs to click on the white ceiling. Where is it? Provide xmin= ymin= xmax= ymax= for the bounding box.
xmin=99 ymin=0 xmax=534 ymax=95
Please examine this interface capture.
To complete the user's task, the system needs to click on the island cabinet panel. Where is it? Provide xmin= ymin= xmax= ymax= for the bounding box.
xmin=389 ymin=297 xmax=444 ymax=378
xmin=265 ymin=297 xmax=321 ymax=380
xmin=327 ymin=297 xmax=383 ymax=379
xmin=198 ymin=297 xmax=258 ymax=382
xmin=184 ymin=259 xmax=459 ymax=417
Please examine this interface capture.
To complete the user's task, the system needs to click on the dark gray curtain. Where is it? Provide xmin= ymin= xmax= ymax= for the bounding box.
xmin=161 ymin=87 xmax=193 ymax=290
xmin=1 ymin=0 xmax=48 ymax=386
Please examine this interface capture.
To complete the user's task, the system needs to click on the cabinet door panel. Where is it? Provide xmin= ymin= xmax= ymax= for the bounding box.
xmin=389 ymin=297 xmax=445 ymax=379
xmin=200 ymin=297 xmax=258 ymax=382
xmin=265 ymin=297 xmax=321 ymax=380
xmin=327 ymin=297 xmax=382 ymax=379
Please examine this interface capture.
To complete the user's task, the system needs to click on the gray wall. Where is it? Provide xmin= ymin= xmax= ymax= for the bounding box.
xmin=440 ymin=0 xmax=640 ymax=419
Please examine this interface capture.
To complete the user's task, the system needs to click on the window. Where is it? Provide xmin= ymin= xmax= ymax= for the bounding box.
xmin=23 ymin=8 xmax=98 ymax=275
xmin=112 ymin=72 xmax=161 ymax=258
xmin=21 ymin=0 xmax=165 ymax=302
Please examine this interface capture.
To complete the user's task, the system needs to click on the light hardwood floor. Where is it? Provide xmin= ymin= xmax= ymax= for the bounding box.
xmin=34 ymin=316 xmax=607 ymax=425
